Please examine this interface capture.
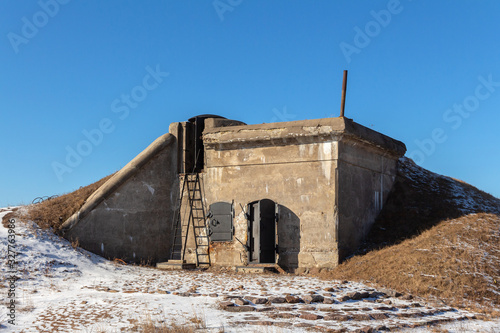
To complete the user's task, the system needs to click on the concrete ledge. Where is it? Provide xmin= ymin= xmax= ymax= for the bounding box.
xmin=157 ymin=262 xmax=197 ymax=270
xmin=203 ymin=117 xmax=406 ymax=157
xmin=61 ymin=133 xmax=175 ymax=233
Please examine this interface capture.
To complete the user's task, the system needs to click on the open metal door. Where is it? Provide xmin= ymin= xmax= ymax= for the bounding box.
xmin=247 ymin=199 xmax=278 ymax=264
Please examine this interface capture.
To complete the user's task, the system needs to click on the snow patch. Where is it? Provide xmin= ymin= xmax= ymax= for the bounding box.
xmin=0 ymin=207 xmax=495 ymax=332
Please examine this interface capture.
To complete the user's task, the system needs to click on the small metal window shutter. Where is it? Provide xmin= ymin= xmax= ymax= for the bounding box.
xmin=207 ymin=202 xmax=233 ymax=242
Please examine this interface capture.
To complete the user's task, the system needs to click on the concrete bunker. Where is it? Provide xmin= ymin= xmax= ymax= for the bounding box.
xmin=62 ymin=115 xmax=406 ymax=270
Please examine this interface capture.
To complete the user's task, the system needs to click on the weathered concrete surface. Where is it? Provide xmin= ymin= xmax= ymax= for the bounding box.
xmin=337 ymin=138 xmax=399 ymax=259
xmin=203 ymin=117 xmax=406 ymax=156
xmin=202 ymin=140 xmax=338 ymax=269
xmin=201 ymin=117 xmax=405 ymax=269
xmin=204 ymin=117 xmax=246 ymax=130
xmin=62 ymin=133 xmax=178 ymax=264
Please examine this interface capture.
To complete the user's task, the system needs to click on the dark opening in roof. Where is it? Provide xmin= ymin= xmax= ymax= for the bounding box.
xmin=188 ymin=114 xmax=226 ymax=123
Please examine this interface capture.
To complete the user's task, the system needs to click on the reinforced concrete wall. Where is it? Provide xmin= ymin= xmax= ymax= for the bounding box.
xmin=336 ymin=139 xmax=400 ymax=259
xmin=61 ymin=133 xmax=178 ymax=264
xmin=202 ymin=139 xmax=338 ymax=268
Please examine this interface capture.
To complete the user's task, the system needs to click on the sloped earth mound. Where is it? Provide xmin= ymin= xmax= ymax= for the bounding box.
xmin=367 ymin=157 xmax=500 ymax=249
xmin=18 ymin=173 xmax=113 ymax=231
xmin=324 ymin=158 xmax=500 ymax=308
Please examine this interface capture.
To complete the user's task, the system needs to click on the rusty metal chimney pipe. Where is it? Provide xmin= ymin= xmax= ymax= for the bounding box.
xmin=340 ymin=70 xmax=348 ymax=117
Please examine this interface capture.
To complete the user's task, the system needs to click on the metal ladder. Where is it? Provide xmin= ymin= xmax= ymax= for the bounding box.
xmin=169 ymin=173 xmax=211 ymax=267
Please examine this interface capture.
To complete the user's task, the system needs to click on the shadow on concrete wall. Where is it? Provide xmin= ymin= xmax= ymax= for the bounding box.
xmin=277 ymin=205 xmax=300 ymax=269
xmin=358 ymin=158 xmax=500 ymax=257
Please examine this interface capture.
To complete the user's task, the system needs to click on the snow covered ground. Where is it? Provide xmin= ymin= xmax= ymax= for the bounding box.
xmin=1 ymin=207 xmax=499 ymax=332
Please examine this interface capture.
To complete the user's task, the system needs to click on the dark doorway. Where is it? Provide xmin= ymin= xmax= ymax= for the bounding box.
xmin=188 ymin=114 xmax=226 ymax=172
xmin=247 ymin=199 xmax=278 ymax=264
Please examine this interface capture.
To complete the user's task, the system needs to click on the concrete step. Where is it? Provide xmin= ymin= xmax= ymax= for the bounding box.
xmin=156 ymin=261 xmax=196 ymax=270
xmin=165 ymin=259 xmax=185 ymax=264
xmin=235 ymin=264 xmax=284 ymax=274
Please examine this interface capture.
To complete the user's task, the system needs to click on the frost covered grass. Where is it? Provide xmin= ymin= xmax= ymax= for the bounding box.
xmin=329 ymin=212 xmax=500 ymax=308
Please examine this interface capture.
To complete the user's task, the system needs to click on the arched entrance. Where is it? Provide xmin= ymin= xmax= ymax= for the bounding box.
xmin=247 ymin=199 xmax=278 ymax=264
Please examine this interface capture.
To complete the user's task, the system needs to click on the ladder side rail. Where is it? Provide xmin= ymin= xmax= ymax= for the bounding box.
xmin=182 ymin=198 xmax=194 ymax=262
xmin=192 ymin=173 xmax=202 ymax=266
xmin=192 ymin=174 xmax=202 ymax=266
xmin=183 ymin=174 xmax=197 ymax=262
xmin=197 ymin=173 xmax=211 ymax=266
xmin=170 ymin=175 xmax=187 ymax=260
xmin=194 ymin=173 xmax=211 ymax=266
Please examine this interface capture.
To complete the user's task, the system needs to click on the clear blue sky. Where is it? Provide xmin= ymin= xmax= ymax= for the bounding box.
xmin=1 ymin=0 xmax=500 ymax=207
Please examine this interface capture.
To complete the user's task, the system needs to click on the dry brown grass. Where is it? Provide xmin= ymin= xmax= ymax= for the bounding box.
xmin=328 ymin=213 xmax=500 ymax=307
xmin=1 ymin=209 xmax=18 ymax=228
xmin=131 ymin=314 xmax=198 ymax=333
xmin=23 ymin=174 xmax=113 ymax=232
xmin=323 ymin=158 xmax=500 ymax=308
xmin=188 ymin=307 xmax=207 ymax=329
xmin=135 ymin=321 xmax=195 ymax=333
